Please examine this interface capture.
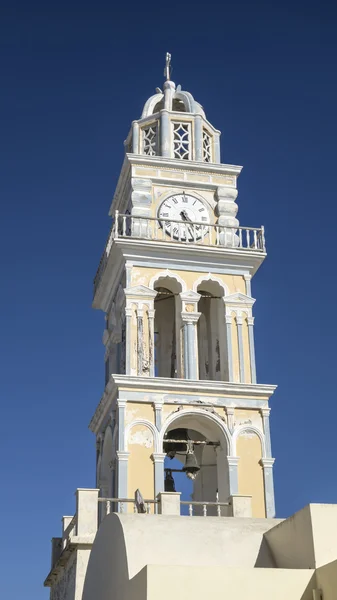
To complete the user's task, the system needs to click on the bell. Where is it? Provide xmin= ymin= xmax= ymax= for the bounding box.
xmin=163 ymin=428 xmax=189 ymax=457
xmin=183 ymin=444 xmax=200 ymax=480
xmin=164 ymin=469 xmax=176 ymax=492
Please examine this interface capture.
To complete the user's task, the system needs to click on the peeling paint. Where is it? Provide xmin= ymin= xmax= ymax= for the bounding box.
xmin=128 ymin=428 xmax=154 ymax=448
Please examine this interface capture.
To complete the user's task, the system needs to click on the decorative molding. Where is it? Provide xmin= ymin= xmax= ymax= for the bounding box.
xmin=124 ymin=285 xmax=157 ymax=298
xmin=149 ymin=269 xmax=187 ymax=293
xmin=223 ymin=292 xmax=256 ymax=306
xmin=181 ymin=311 xmax=201 ymax=324
xmin=192 ymin=272 xmax=229 ymax=296
xmin=260 ymin=457 xmax=275 ymax=468
xmin=159 ymin=407 xmax=233 ymax=455
xmin=232 ymin=425 xmax=266 ymax=458
xmin=124 ymin=419 xmax=160 ymax=452
xmin=180 ymin=290 xmax=201 ymax=302
xmin=116 ymin=451 xmax=130 ymax=461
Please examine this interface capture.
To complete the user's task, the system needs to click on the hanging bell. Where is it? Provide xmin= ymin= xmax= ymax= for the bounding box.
xmin=164 ymin=469 xmax=176 ymax=492
xmin=183 ymin=443 xmax=200 ymax=480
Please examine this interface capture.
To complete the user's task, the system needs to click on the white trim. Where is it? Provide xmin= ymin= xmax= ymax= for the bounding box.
xmin=192 ymin=272 xmax=229 ymax=296
xmin=159 ymin=408 xmax=232 ymax=455
xmin=125 ymin=419 xmax=160 ymax=453
xmin=149 ymin=269 xmax=187 ymax=292
xmin=232 ymin=425 xmax=266 ymax=457
xmin=124 ymin=284 xmax=157 ymax=298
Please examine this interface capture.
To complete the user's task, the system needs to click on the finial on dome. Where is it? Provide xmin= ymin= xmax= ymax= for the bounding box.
xmin=164 ymin=52 xmax=172 ymax=81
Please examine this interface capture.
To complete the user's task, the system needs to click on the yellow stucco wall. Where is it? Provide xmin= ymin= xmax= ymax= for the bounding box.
xmin=127 ymin=423 xmax=155 ymax=511
xmin=237 ymin=432 xmax=265 ymax=518
xmin=130 ymin=265 xmax=246 ymax=296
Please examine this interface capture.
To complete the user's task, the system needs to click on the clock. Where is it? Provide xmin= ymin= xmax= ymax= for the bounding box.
xmin=157 ymin=193 xmax=210 ymax=241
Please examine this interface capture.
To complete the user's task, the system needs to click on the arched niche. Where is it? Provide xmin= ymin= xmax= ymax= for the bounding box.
xmin=153 ymin=276 xmax=183 ymax=378
xmin=196 ymin=279 xmax=227 ymax=381
xmin=161 ymin=410 xmax=231 ymax=515
xmin=236 ymin=429 xmax=266 ymax=518
xmin=127 ymin=423 xmax=155 ymax=509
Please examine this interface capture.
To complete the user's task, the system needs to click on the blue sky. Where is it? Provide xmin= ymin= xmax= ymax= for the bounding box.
xmin=1 ymin=0 xmax=336 ymax=597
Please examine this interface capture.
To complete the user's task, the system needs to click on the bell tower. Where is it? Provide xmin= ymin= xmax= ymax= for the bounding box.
xmin=91 ymin=54 xmax=276 ymax=519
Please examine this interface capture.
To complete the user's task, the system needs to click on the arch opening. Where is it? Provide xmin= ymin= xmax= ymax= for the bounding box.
xmin=197 ymin=281 xmax=227 ymax=381
xmin=154 ymin=277 xmax=183 ymax=378
xmin=162 ymin=412 xmax=230 ymax=515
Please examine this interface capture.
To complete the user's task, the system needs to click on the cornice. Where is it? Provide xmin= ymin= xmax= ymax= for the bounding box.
xmin=125 ymin=153 xmax=243 ymax=176
xmin=44 ymin=537 xmax=95 ymax=587
xmin=110 ymin=375 xmax=277 ymax=397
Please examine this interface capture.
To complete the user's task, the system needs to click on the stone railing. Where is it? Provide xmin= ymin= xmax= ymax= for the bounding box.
xmin=98 ymin=496 xmax=158 ymax=515
xmin=98 ymin=492 xmax=251 ymax=518
xmin=93 ymin=212 xmax=266 ymax=295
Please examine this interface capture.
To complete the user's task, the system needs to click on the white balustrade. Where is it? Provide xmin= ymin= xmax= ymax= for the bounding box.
xmin=180 ymin=500 xmax=229 ymax=517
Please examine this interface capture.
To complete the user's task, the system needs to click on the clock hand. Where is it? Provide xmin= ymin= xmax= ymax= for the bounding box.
xmin=180 ymin=210 xmax=193 ymax=223
xmin=180 ymin=210 xmax=195 ymax=240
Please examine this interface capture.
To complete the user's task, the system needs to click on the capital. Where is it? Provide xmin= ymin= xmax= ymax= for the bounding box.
xmin=259 ymin=458 xmax=275 ymax=469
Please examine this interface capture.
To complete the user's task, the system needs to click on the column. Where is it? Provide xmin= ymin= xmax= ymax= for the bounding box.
xmin=248 ymin=316 xmax=257 ymax=383
xmin=160 ymin=110 xmax=170 ymax=157
xmin=136 ymin=307 xmax=144 ymax=375
xmin=132 ymin=121 xmax=139 ymax=153
xmin=227 ymin=456 xmax=239 ymax=495
xmin=125 ymin=307 xmax=133 ymax=375
xmin=148 ymin=308 xmax=155 ymax=377
xmin=225 ymin=315 xmax=234 ymax=382
xmin=151 ymin=452 xmax=166 ymax=497
xmin=260 ymin=458 xmax=276 ymax=518
xmin=194 ymin=115 xmax=203 ymax=161
xmin=181 ymin=313 xmax=200 ymax=379
xmin=236 ymin=315 xmax=245 ymax=383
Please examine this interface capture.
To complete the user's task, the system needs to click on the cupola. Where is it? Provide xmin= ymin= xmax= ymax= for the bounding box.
xmin=125 ymin=53 xmax=221 ymax=163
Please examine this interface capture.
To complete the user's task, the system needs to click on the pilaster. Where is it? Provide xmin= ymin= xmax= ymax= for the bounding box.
xmin=260 ymin=457 xmax=276 ymax=518
xmin=116 ymin=451 xmax=130 ymax=501
xmin=117 ymin=399 xmax=127 ymax=451
xmin=227 ymin=456 xmax=239 ymax=495
xmin=151 ymin=452 xmax=166 ymax=496
xmin=153 ymin=400 xmax=163 ymax=430
xmin=225 ymin=315 xmax=234 ymax=382
xmin=260 ymin=408 xmax=272 ymax=457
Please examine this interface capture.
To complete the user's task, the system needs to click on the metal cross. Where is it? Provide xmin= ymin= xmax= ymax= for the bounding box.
xmin=164 ymin=52 xmax=172 ymax=81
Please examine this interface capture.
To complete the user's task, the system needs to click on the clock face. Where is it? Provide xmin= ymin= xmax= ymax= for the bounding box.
xmin=157 ymin=193 xmax=210 ymax=241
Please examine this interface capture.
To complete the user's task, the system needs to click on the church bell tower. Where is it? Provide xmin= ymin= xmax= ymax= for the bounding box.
xmin=90 ymin=54 xmax=276 ymax=519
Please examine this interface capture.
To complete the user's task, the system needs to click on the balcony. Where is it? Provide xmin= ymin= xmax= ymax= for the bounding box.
xmin=94 ymin=212 xmax=266 ymax=296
